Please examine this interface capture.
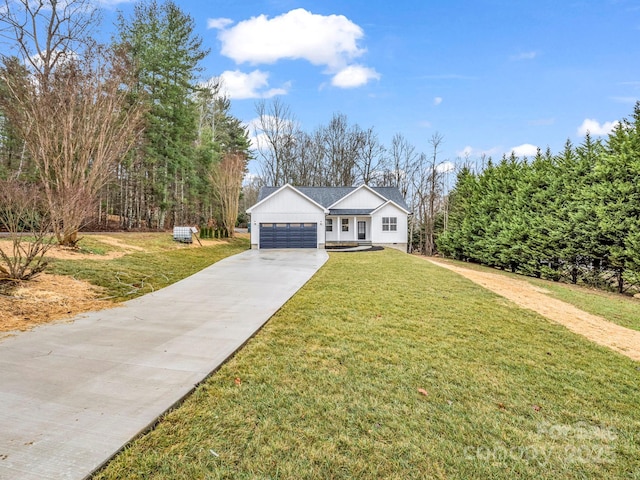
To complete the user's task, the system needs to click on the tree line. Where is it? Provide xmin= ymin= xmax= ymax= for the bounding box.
xmin=437 ymin=104 xmax=640 ymax=293
xmin=0 ymin=0 xmax=250 ymax=248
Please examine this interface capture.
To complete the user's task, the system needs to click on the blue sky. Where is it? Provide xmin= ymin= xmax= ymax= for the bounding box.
xmin=101 ymin=0 xmax=640 ymax=171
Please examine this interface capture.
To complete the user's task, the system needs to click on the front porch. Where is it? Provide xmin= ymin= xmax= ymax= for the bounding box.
xmin=325 ymin=213 xmax=371 ymax=247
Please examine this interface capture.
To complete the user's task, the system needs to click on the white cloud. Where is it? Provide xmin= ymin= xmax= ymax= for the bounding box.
xmin=510 ymin=51 xmax=538 ymax=61
xmin=28 ymin=49 xmax=78 ymax=72
xmin=577 ymin=118 xmax=619 ymax=136
xmin=248 ymin=131 xmax=268 ymax=150
xmin=433 ymin=96 xmax=443 ymax=106
xmin=331 ymin=65 xmax=380 ymax=88
xmin=218 ymin=8 xmax=365 ymax=69
xmin=245 ymin=117 xmax=261 ymax=134
xmin=246 ymin=116 xmax=297 ymax=150
xmin=436 ymin=161 xmax=456 ymax=173
xmin=418 ymin=120 xmax=432 ymax=128
xmin=215 ymin=8 xmax=378 ymax=88
xmin=219 ymin=70 xmax=289 ymax=99
xmin=457 ymin=146 xmax=474 ymax=157
xmin=207 ymin=17 xmax=234 ymax=29
xmin=509 ymin=143 xmax=538 ymax=157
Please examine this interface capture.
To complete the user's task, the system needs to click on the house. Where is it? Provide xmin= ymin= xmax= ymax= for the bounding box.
xmin=246 ymin=184 xmax=410 ymax=251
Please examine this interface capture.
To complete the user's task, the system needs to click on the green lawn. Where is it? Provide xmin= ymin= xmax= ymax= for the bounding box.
xmin=93 ymin=249 xmax=639 ymax=479
xmin=50 ymin=235 xmax=249 ymax=301
xmin=434 ymin=258 xmax=640 ymax=332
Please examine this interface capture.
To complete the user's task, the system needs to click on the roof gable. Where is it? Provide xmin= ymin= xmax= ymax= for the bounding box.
xmin=247 ymin=184 xmax=328 ymax=213
xmin=328 ymin=184 xmax=387 ymax=209
xmin=369 ymin=187 xmax=410 ymax=211
xmin=251 ymin=185 xmax=409 ymax=212
xmin=371 ymin=199 xmax=411 ymax=215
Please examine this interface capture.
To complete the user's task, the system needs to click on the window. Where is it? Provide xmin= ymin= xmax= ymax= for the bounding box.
xmin=341 ymin=218 xmax=349 ymax=232
xmin=382 ymin=217 xmax=397 ymax=232
xmin=326 ymin=218 xmax=333 ymax=232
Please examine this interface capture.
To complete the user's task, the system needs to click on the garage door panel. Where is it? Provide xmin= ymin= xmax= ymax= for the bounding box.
xmin=260 ymin=223 xmax=317 ymax=249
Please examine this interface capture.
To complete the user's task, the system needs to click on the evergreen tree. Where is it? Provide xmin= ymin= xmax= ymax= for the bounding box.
xmin=593 ymin=103 xmax=640 ymax=291
xmin=524 ymin=147 xmax=563 ymax=279
xmin=557 ymin=136 xmax=604 ymax=284
xmin=193 ymin=85 xmax=250 ymax=227
xmin=115 ymin=0 xmax=209 ymax=228
xmin=437 ymin=165 xmax=477 ymax=259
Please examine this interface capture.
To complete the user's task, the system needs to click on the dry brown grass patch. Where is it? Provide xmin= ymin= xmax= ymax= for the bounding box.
xmin=0 ymin=273 xmax=114 ymax=333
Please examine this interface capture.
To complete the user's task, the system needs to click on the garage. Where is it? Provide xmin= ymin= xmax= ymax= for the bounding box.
xmin=259 ymin=223 xmax=317 ymax=249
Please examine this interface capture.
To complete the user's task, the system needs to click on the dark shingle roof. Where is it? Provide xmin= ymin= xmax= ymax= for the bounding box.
xmin=328 ymin=209 xmax=374 ymax=215
xmin=257 ymin=185 xmax=409 ymax=211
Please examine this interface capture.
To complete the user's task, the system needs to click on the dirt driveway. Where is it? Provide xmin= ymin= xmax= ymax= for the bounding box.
xmin=427 ymin=258 xmax=640 ymax=362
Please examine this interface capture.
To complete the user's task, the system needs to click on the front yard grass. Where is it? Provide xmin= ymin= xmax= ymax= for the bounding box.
xmin=93 ymin=249 xmax=639 ymax=479
xmin=50 ymin=236 xmax=249 ymax=301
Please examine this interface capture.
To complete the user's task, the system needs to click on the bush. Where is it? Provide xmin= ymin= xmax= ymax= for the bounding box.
xmin=0 ymin=180 xmax=53 ymax=285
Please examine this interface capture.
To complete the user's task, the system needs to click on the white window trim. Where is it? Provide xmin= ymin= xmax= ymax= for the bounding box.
xmin=326 ymin=218 xmax=333 ymax=232
xmin=382 ymin=217 xmax=397 ymax=232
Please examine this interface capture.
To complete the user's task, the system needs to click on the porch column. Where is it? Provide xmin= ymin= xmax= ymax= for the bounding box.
xmin=337 ymin=216 xmax=341 ymax=241
xmin=353 ymin=216 xmax=357 ymax=240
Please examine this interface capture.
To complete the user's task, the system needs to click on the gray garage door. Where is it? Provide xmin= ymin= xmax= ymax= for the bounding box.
xmin=260 ymin=223 xmax=317 ymax=249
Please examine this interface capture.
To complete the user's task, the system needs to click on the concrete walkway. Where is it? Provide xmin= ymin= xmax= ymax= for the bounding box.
xmin=0 ymin=249 xmax=328 ymax=480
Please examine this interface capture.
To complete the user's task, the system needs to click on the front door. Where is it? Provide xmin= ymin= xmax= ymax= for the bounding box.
xmin=357 ymin=221 xmax=366 ymax=240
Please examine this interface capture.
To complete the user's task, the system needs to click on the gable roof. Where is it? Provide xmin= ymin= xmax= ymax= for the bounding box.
xmin=327 ymin=184 xmax=387 ymax=209
xmin=247 ymin=184 xmax=329 ymax=213
xmin=371 ymin=199 xmax=411 ymax=215
xmin=255 ymin=185 xmax=409 ymax=211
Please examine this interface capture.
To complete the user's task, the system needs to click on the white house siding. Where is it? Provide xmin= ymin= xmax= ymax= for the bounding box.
xmin=249 ymin=187 xmax=326 ymax=248
xmin=325 ymin=216 xmax=370 ymax=243
xmin=329 ymin=187 xmax=385 ymax=210
xmin=371 ymin=203 xmax=408 ymax=252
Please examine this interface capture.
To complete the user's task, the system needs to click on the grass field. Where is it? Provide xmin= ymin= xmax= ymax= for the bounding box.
xmin=49 ymin=234 xmax=249 ymax=301
xmin=93 ymin=249 xmax=640 ymax=479
xmin=434 ymin=258 xmax=640 ymax=332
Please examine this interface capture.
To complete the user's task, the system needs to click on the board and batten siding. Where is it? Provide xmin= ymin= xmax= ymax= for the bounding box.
xmin=330 ymin=187 xmax=385 ymax=209
xmin=249 ymin=187 xmax=326 ymax=249
xmin=371 ymin=202 xmax=408 ymax=251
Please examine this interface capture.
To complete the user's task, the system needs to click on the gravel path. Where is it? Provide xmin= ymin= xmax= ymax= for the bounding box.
xmin=427 ymin=258 xmax=640 ymax=362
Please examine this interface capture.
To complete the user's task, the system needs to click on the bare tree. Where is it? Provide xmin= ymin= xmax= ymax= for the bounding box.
xmin=412 ymin=133 xmax=445 ymax=255
xmin=0 ymin=179 xmax=53 ymax=285
xmin=254 ymin=98 xmax=298 ymax=186
xmin=0 ymin=0 xmax=99 ymax=82
xmin=196 ymin=78 xmax=223 ymax=147
xmin=0 ymin=1 xmax=144 ymax=246
xmin=289 ymin=130 xmax=324 ymax=186
xmin=357 ymin=127 xmax=387 ymax=185
xmin=211 ymin=152 xmax=247 ymax=237
xmin=316 ymin=113 xmax=365 ymax=186
xmin=239 ymin=174 xmax=264 ymax=215
xmin=388 ymin=133 xmax=418 ymax=197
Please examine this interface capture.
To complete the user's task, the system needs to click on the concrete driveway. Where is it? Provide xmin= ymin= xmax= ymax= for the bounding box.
xmin=0 ymin=249 xmax=328 ymax=480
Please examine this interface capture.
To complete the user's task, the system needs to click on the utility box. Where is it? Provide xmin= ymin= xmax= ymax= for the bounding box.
xmin=173 ymin=226 xmax=196 ymax=244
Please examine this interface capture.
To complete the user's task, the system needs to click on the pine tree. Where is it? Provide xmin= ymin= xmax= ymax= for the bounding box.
xmin=593 ymin=103 xmax=640 ymax=291
xmin=436 ymin=165 xmax=478 ymax=260
xmin=115 ymin=0 xmax=208 ymax=228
